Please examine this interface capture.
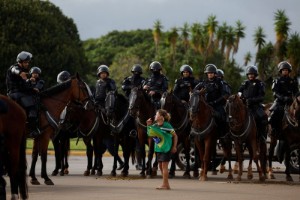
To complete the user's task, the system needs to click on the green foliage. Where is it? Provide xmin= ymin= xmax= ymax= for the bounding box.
xmin=0 ymin=0 xmax=89 ymax=93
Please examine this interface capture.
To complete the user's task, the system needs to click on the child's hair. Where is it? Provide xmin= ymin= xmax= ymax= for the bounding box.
xmin=157 ymin=109 xmax=171 ymax=122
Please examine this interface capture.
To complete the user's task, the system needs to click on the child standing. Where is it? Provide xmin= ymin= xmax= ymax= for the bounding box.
xmin=147 ymin=109 xmax=178 ymax=190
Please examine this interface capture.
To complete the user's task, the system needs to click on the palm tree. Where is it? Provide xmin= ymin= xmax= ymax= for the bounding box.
xmin=180 ymin=22 xmax=190 ymax=54
xmin=205 ymin=14 xmax=218 ymax=56
xmin=224 ymin=26 xmax=235 ymax=64
xmin=233 ymin=20 xmax=246 ymax=56
xmin=215 ymin=22 xmax=228 ymax=56
xmin=253 ymin=26 xmax=266 ymax=63
xmin=244 ymin=52 xmax=252 ymax=66
xmin=190 ymin=22 xmax=203 ymax=55
xmin=274 ymin=9 xmax=291 ymax=62
xmin=287 ymin=32 xmax=300 ymax=77
xmin=153 ymin=19 xmax=163 ymax=58
xmin=168 ymin=27 xmax=179 ymax=67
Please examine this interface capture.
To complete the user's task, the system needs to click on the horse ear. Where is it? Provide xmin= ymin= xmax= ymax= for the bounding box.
xmin=76 ymin=72 xmax=81 ymax=80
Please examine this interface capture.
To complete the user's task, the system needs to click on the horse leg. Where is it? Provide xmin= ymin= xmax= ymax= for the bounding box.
xmin=83 ymin=138 xmax=93 ymax=176
xmin=193 ymin=141 xmax=200 ymax=178
xmin=182 ymin=138 xmax=191 ymax=178
xmin=235 ymin=142 xmax=243 ymax=181
xmin=259 ymin=138 xmax=267 ymax=178
xmin=211 ymin=147 xmax=218 ymax=175
xmin=268 ymin=136 xmax=277 ymax=179
xmin=64 ymin=138 xmax=70 ymax=175
xmin=222 ymin=139 xmax=233 ymax=180
xmin=168 ymin=153 xmax=176 ymax=178
xmin=51 ymin=137 xmax=61 ymax=176
xmin=284 ymin=147 xmax=293 ymax=182
xmin=120 ymin=134 xmax=131 ymax=177
xmin=250 ymin=142 xmax=265 ymax=182
xmin=110 ymin=135 xmax=119 ymax=177
xmin=29 ymin=139 xmax=40 ymax=185
xmin=40 ymin=151 xmax=54 ymax=185
xmin=146 ymin=138 xmax=155 ymax=178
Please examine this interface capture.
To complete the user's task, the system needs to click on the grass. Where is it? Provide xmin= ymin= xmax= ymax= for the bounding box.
xmin=26 ymin=138 xmax=87 ymax=151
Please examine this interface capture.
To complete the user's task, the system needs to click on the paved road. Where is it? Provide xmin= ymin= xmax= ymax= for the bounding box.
xmin=4 ymin=154 xmax=300 ymax=200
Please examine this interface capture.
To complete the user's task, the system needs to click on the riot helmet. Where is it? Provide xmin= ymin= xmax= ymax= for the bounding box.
xmin=149 ymin=61 xmax=162 ymax=72
xmin=204 ymin=64 xmax=217 ymax=74
xmin=278 ymin=61 xmax=292 ymax=72
xmin=216 ymin=69 xmax=224 ymax=78
xmin=16 ymin=51 xmax=32 ymax=62
xmin=180 ymin=65 xmax=193 ymax=75
xmin=131 ymin=64 xmax=143 ymax=74
xmin=246 ymin=65 xmax=258 ymax=76
xmin=57 ymin=71 xmax=71 ymax=83
xmin=97 ymin=65 xmax=109 ymax=76
xmin=29 ymin=67 xmax=41 ymax=75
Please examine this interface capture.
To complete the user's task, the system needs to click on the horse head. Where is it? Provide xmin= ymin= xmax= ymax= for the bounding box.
xmin=189 ymin=90 xmax=201 ymax=119
xmin=70 ymin=73 xmax=93 ymax=109
xmin=105 ymin=90 xmax=116 ymax=121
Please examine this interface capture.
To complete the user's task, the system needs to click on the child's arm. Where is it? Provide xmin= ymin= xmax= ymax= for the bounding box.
xmin=171 ymin=132 xmax=178 ymax=153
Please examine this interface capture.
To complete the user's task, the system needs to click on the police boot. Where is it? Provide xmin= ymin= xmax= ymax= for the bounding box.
xmin=28 ymin=117 xmax=41 ymax=138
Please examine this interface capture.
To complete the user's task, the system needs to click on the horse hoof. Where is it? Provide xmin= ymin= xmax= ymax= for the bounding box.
xmin=64 ymin=169 xmax=69 ymax=175
xmin=247 ymin=174 xmax=253 ymax=180
xmin=84 ymin=170 xmax=90 ymax=176
xmin=11 ymin=194 xmax=19 ymax=200
xmin=151 ymin=171 xmax=157 ymax=177
xmin=219 ymin=165 xmax=226 ymax=174
xmin=91 ymin=169 xmax=96 ymax=175
xmin=51 ymin=171 xmax=58 ymax=176
xmin=233 ymin=170 xmax=239 ymax=174
xmin=110 ymin=171 xmax=116 ymax=177
xmin=139 ymin=172 xmax=146 ymax=178
xmin=121 ymin=171 xmax=128 ymax=177
xmin=193 ymin=171 xmax=199 ymax=178
xmin=59 ymin=171 xmax=64 ymax=176
xmin=259 ymin=176 xmax=266 ymax=182
xmin=183 ymin=172 xmax=191 ymax=179
xmin=44 ymin=179 xmax=54 ymax=185
xmin=235 ymin=177 xmax=242 ymax=181
xmin=286 ymin=176 xmax=294 ymax=182
xmin=268 ymin=174 xmax=276 ymax=179
xmin=146 ymin=175 xmax=153 ymax=179
xmin=211 ymin=170 xmax=218 ymax=175
xmin=117 ymin=163 xmax=125 ymax=170
xmin=227 ymin=174 xmax=233 ymax=180
xmin=97 ymin=171 xmax=103 ymax=176
xmin=30 ymin=178 xmax=40 ymax=185
xmin=199 ymin=176 xmax=208 ymax=181
xmin=168 ymin=173 xmax=175 ymax=179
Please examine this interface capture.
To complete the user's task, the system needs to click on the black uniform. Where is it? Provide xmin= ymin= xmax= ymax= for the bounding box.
xmin=269 ymin=76 xmax=299 ymax=135
xmin=94 ymin=78 xmax=116 ymax=107
xmin=238 ymin=79 xmax=268 ymax=139
xmin=143 ymin=73 xmax=168 ymax=109
xmin=194 ymin=77 xmax=227 ymax=136
xmin=121 ymin=75 xmax=145 ymax=97
xmin=6 ymin=64 xmax=40 ymax=136
xmin=173 ymin=77 xmax=198 ymax=102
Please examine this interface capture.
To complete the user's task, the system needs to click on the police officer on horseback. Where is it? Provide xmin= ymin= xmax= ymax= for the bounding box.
xmin=121 ymin=64 xmax=145 ymax=97
xmin=173 ymin=65 xmax=198 ymax=103
xmin=6 ymin=51 xmax=41 ymax=137
xmin=143 ymin=61 xmax=168 ymax=109
xmin=216 ymin=69 xmax=231 ymax=98
xmin=57 ymin=71 xmax=71 ymax=83
xmin=238 ymin=65 xmax=268 ymax=141
xmin=269 ymin=61 xmax=299 ymax=137
xmin=194 ymin=64 xmax=227 ymax=137
xmin=29 ymin=67 xmax=45 ymax=92
xmin=94 ymin=65 xmax=116 ymax=110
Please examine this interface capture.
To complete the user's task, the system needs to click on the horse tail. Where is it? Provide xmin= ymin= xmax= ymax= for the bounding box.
xmin=131 ymin=145 xmax=136 ymax=165
xmin=18 ymin=130 xmax=28 ymax=199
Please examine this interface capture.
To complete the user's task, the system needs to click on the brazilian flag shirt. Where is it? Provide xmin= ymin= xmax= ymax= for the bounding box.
xmin=147 ymin=122 xmax=175 ymax=153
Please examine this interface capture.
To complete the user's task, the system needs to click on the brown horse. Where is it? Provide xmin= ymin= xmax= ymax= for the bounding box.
xmin=189 ymin=90 xmax=219 ymax=181
xmin=128 ymin=87 xmax=157 ymax=178
xmin=267 ymin=96 xmax=300 ymax=181
xmin=160 ymin=91 xmax=193 ymax=178
xmin=29 ymin=74 xmax=91 ymax=185
xmin=226 ymin=94 xmax=265 ymax=181
xmin=0 ymin=95 xmax=28 ymax=200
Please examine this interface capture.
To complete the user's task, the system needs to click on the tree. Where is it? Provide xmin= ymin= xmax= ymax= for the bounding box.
xmin=0 ymin=0 xmax=88 ymax=92
xmin=274 ymin=9 xmax=291 ymax=62
xmin=153 ymin=19 xmax=163 ymax=59
xmin=253 ymin=26 xmax=266 ymax=62
xmin=167 ymin=27 xmax=179 ymax=67
xmin=190 ymin=22 xmax=203 ymax=55
xmin=205 ymin=15 xmax=218 ymax=56
xmin=233 ymin=20 xmax=246 ymax=56
xmin=243 ymin=52 xmax=252 ymax=66
xmin=216 ymin=22 xmax=228 ymax=56
xmin=224 ymin=26 xmax=235 ymax=65
xmin=180 ymin=22 xmax=190 ymax=54
xmin=287 ymin=32 xmax=300 ymax=77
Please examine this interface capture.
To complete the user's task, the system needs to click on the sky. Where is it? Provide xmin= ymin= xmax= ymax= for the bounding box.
xmin=48 ymin=0 xmax=300 ymax=67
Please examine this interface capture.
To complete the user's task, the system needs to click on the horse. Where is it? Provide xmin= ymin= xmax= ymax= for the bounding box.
xmin=128 ymin=87 xmax=157 ymax=178
xmin=267 ymin=96 xmax=300 ymax=181
xmin=28 ymin=73 xmax=91 ymax=185
xmin=105 ymin=91 xmax=136 ymax=177
xmin=0 ymin=95 xmax=28 ymax=200
xmin=226 ymin=94 xmax=265 ymax=181
xmin=189 ymin=89 xmax=232 ymax=181
xmin=160 ymin=91 xmax=193 ymax=178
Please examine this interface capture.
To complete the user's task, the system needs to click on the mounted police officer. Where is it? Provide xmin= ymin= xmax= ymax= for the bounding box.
xmin=216 ymin=69 xmax=231 ymax=99
xmin=94 ymin=65 xmax=116 ymax=109
xmin=6 ymin=51 xmax=40 ymax=137
xmin=269 ymin=61 xmax=299 ymax=137
xmin=29 ymin=66 xmax=45 ymax=92
xmin=238 ymin=65 xmax=268 ymax=141
xmin=121 ymin=64 xmax=145 ymax=97
xmin=57 ymin=71 xmax=71 ymax=84
xmin=194 ymin=64 xmax=227 ymax=137
xmin=143 ymin=61 xmax=168 ymax=109
xmin=173 ymin=65 xmax=198 ymax=103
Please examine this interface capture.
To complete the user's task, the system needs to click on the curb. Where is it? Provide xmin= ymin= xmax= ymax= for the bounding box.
xmin=26 ymin=150 xmax=113 ymax=157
